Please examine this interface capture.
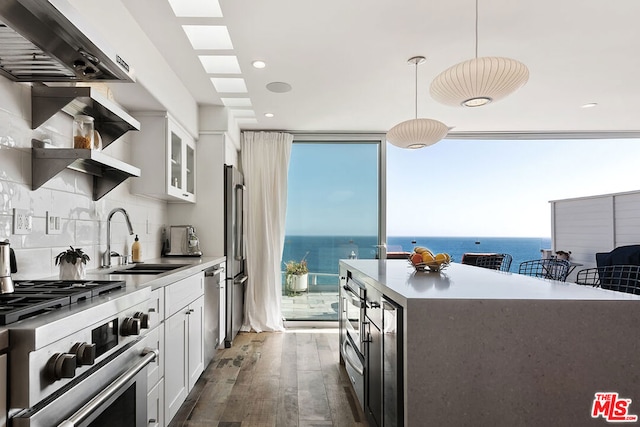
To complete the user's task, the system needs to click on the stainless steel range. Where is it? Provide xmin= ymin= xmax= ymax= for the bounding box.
xmin=0 ymin=280 xmax=125 ymax=325
xmin=3 ymin=279 xmax=157 ymax=427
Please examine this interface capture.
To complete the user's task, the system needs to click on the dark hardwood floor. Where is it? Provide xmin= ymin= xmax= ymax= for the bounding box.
xmin=168 ymin=329 xmax=368 ymax=427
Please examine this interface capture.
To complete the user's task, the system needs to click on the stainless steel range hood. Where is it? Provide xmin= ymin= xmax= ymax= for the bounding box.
xmin=0 ymin=0 xmax=134 ymax=82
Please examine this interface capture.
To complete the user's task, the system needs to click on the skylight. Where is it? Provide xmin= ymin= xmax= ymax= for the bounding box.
xmin=221 ymin=98 xmax=253 ymax=107
xmin=168 ymin=0 xmax=223 ymax=17
xmin=182 ymin=25 xmax=233 ymax=50
xmin=211 ymin=78 xmax=247 ymax=93
xmin=199 ymin=55 xmax=241 ymax=74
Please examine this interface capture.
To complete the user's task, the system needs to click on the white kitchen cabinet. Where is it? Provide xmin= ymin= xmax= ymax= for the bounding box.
xmin=147 ymin=288 xmax=165 ymax=427
xmin=186 ymin=296 xmax=204 ymax=390
xmin=164 ymin=273 xmax=205 ymax=424
xmin=146 ymin=323 xmax=164 ymax=396
xmin=147 ymin=378 xmax=165 ymax=427
xmin=131 ymin=112 xmax=196 ymax=203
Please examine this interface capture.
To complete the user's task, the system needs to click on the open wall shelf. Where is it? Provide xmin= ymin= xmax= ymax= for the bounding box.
xmin=31 ymin=85 xmax=141 ymax=149
xmin=31 ymin=140 xmax=141 ymax=200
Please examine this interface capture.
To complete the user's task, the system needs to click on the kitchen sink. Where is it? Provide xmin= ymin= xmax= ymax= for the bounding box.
xmin=110 ymin=263 xmax=188 ymax=275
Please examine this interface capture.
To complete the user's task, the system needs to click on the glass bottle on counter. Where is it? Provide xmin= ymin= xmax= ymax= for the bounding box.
xmin=132 ymin=235 xmax=142 ymax=262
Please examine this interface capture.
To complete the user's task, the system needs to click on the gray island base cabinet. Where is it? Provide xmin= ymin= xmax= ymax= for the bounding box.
xmin=340 ymin=260 xmax=640 ymax=427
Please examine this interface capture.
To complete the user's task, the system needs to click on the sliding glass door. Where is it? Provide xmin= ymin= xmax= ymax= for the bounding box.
xmin=281 ymin=135 xmax=385 ymax=322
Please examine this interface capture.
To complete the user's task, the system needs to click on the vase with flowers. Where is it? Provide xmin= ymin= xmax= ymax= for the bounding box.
xmin=285 ymin=255 xmax=309 ymax=295
xmin=55 ymin=246 xmax=90 ymax=280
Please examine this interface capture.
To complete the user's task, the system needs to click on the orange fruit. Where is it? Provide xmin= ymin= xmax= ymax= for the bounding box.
xmin=410 ymin=253 xmax=423 ymax=265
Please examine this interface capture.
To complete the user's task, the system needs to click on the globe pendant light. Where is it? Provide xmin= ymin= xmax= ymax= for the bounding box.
xmin=387 ymin=56 xmax=449 ymax=149
xmin=430 ymin=0 xmax=529 ymax=107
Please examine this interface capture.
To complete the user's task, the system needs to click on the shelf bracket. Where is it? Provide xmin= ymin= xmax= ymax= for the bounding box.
xmin=31 ymin=140 xmax=140 ymax=201
xmin=31 ymin=85 xmax=140 ymax=148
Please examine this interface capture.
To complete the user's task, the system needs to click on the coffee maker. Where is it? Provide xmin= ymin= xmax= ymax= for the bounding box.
xmin=0 ymin=239 xmax=17 ymax=293
xmin=165 ymin=226 xmax=202 ymax=257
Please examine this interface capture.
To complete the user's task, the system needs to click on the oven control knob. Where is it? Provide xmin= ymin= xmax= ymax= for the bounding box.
xmin=120 ymin=317 xmax=141 ymax=336
xmin=134 ymin=311 xmax=151 ymax=329
xmin=70 ymin=342 xmax=96 ymax=366
xmin=47 ymin=353 xmax=76 ymax=380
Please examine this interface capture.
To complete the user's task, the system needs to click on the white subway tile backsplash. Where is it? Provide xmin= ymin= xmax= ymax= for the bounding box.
xmin=76 ymin=219 xmax=98 ymax=245
xmin=41 ymin=169 xmax=77 ymax=193
xmin=0 ymin=146 xmax=25 ymax=184
xmin=12 ymin=248 xmax=54 ymax=280
xmin=0 ymin=214 xmax=11 ymax=241
xmin=52 ymin=191 xmax=93 ymax=220
xmin=0 ymin=80 xmax=168 ymax=279
xmin=0 ymin=78 xmax=26 ymax=119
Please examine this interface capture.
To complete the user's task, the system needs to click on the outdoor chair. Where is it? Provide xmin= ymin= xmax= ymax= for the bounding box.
xmin=475 ymin=253 xmax=512 ymax=272
xmin=575 ymin=265 xmax=640 ymax=295
xmin=518 ymin=259 xmax=571 ymax=282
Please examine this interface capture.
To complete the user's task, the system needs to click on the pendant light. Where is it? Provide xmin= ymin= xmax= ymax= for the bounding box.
xmin=430 ymin=0 xmax=529 ymax=107
xmin=387 ymin=56 xmax=449 ymax=149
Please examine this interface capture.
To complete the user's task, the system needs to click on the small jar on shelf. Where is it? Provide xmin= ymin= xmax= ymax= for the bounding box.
xmin=73 ymin=115 xmax=101 ymax=150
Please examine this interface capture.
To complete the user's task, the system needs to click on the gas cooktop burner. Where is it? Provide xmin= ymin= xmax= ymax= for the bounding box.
xmin=0 ymin=280 xmax=126 ymax=325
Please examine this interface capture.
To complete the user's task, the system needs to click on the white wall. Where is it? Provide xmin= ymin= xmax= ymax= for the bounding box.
xmin=551 ymin=190 xmax=640 ymax=281
xmin=0 ymin=77 xmax=168 ymax=280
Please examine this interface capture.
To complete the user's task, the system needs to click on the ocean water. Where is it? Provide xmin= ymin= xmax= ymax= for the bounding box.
xmin=282 ymin=235 xmax=552 ymax=284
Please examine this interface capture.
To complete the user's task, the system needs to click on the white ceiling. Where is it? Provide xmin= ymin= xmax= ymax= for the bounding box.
xmin=121 ymin=0 xmax=640 ymax=136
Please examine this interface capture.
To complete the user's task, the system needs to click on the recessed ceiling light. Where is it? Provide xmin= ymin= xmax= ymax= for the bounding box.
xmin=221 ymin=98 xmax=252 ymax=107
xmin=581 ymin=102 xmax=598 ymax=108
xmin=264 ymin=113 xmax=274 ymax=118
xmin=211 ymin=78 xmax=247 ymax=93
xmin=182 ymin=25 xmax=233 ymax=50
xmin=252 ymin=60 xmax=266 ymax=69
xmin=198 ymin=55 xmax=241 ymax=74
xmin=168 ymin=0 xmax=222 ymax=17
xmin=266 ymin=82 xmax=292 ymax=93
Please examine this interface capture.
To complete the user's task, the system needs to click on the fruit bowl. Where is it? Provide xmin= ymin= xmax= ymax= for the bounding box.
xmin=410 ymin=260 xmax=450 ymax=272
xmin=408 ymin=247 xmax=451 ymax=272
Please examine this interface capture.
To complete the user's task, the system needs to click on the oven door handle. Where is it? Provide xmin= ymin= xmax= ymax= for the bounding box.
xmin=342 ymin=338 xmax=364 ymax=376
xmin=342 ymin=285 xmax=363 ymax=307
xmin=56 ymin=347 xmax=159 ymax=427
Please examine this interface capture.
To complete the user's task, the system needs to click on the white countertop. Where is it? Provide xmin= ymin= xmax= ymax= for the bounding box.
xmin=0 ymin=256 xmax=226 ymax=336
xmin=341 ymin=259 xmax=640 ymax=303
xmin=85 ymin=255 xmax=226 ymax=290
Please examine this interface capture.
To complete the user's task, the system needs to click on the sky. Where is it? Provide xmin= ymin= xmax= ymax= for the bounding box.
xmin=286 ymin=139 xmax=640 ymax=238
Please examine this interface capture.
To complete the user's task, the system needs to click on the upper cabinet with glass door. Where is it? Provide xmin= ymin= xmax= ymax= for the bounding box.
xmin=130 ymin=112 xmax=196 ymax=203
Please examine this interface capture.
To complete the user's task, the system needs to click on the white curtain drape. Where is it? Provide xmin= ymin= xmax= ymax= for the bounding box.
xmin=240 ymin=131 xmax=293 ymax=332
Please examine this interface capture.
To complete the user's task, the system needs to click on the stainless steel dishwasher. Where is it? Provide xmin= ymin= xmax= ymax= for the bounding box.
xmin=204 ymin=262 xmax=226 ymax=367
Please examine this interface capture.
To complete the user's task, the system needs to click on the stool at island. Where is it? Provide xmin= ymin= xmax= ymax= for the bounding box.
xmin=518 ymin=258 xmax=571 ymax=281
xmin=475 ymin=253 xmax=512 ymax=272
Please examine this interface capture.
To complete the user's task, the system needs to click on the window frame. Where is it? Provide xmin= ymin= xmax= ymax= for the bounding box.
xmin=291 ymin=133 xmax=387 ymax=256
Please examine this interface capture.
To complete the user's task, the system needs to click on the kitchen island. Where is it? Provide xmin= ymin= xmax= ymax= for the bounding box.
xmin=340 ymin=259 xmax=640 ymax=427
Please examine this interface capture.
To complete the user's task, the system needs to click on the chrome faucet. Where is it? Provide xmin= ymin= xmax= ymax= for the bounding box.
xmin=102 ymin=208 xmax=134 ymax=268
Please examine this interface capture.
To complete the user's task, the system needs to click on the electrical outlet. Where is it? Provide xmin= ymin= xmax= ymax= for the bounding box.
xmin=13 ymin=208 xmax=32 ymax=235
xmin=46 ymin=211 xmax=62 ymax=235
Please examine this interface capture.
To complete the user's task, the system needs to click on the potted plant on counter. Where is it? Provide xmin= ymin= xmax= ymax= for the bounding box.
xmin=285 ymin=256 xmax=309 ymax=295
xmin=55 ymin=246 xmax=90 ymax=280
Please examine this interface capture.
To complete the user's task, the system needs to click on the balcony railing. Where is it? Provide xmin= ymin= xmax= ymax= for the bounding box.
xmin=281 ymin=271 xmax=340 ymax=293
